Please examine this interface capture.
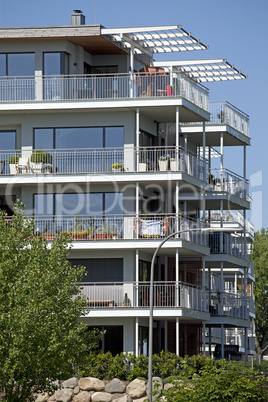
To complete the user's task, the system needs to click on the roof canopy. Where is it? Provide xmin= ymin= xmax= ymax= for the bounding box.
xmin=153 ymin=59 xmax=247 ymax=82
xmin=101 ymin=25 xmax=207 ymax=55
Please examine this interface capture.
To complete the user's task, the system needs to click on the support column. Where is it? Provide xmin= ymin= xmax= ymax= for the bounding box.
xmin=130 ymin=45 xmax=134 ymax=98
xmin=135 ymin=317 xmax=139 ymax=356
xmin=176 ymin=317 xmax=179 ymax=356
xmin=176 ymin=107 xmax=180 ymax=170
xmin=165 ymin=321 xmax=168 ymax=353
xmin=203 ymin=122 xmax=206 ymax=181
xmin=136 ymin=108 xmax=139 ymax=171
xmin=136 ymin=182 xmax=139 ymax=239
xmin=245 ymin=327 xmax=248 ymax=367
xmin=136 ymin=249 xmax=139 ymax=307
xmin=209 ymin=327 xmax=212 ymax=357
xmin=220 ymin=132 xmax=224 ymax=189
xmin=221 ymin=324 xmax=224 ymax=359
xmin=175 ymin=181 xmax=179 ymax=234
xmin=202 ymin=256 xmax=206 ymax=311
xmin=243 ymin=145 xmax=247 ymax=199
xmin=183 ymin=134 xmax=187 ymax=172
xmin=175 ymin=249 xmax=179 ymax=307
xmin=220 ymin=261 xmax=224 ymax=315
xmin=203 ymin=321 xmax=206 ymax=356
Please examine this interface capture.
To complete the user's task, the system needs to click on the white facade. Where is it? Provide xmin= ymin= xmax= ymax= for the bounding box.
xmin=0 ymin=14 xmax=254 ymax=358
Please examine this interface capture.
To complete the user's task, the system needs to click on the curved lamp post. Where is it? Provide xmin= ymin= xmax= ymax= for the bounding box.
xmin=147 ymin=226 xmax=216 ymax=401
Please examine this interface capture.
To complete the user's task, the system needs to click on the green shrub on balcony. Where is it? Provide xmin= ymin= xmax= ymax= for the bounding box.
xmin=8 ymin=154 xmax=19 ymax=164
xmin=30 ymin=150 xmax=52 ymax=164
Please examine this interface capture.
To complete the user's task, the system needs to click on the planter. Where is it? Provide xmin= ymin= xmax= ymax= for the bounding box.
xmin=9 ymin=164 xmax=17 ymax=174
xmin=158 ymin=160 xmax=168 ymax=171
xmin=94 ymin=233 xmax=107 ymax=239
xmin=44 ymin=234 xmax=53 ymax=241
xmin=170 ymin=159 xmax=176 ymax=171
xmin=139 ymin=162 xmax=147 ymax=171
xmin=112 ymin=168 xmax=122 ymax=173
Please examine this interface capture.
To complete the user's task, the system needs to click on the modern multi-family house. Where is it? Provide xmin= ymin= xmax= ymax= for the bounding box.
xmin=0 ymin=11 xmax=254 ymax=359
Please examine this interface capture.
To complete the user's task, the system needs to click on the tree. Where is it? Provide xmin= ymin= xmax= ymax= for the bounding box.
xmin=0 ymin=204 xmax=94 ymax=401
xmin=253 ymin=228 xmax=268 ymax=358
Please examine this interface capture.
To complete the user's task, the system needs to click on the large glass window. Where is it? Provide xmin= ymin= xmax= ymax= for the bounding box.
xmin=43 ymin=52 xmax=69 ymax=76
xmin=0 ymin=53 xmax=35 ymax=77
xmin=69 ymin=258 xmax=123 ymax=282
xmin=0 ymin=131 xmax=16 ymax=174
xmin=34 ymin=126 xmax=124 ymax=173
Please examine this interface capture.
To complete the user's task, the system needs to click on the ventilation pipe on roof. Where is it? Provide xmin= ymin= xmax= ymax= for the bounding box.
xmin=71 ymin=10 xmax=85 ymax=25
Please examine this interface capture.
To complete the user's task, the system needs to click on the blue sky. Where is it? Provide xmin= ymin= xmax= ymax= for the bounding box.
xmin=1 ymin=0 xmax=267 ymax=229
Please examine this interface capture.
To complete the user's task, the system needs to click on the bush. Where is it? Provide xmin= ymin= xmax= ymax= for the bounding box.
xmin=30 ymin=150 xmax=52 ymax=164
xmin=8 ymin=154 xmax=19 ymax=164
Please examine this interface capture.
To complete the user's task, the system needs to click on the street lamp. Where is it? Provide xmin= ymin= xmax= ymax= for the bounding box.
xmin=147 ymin=226 xmax=239 ymax=401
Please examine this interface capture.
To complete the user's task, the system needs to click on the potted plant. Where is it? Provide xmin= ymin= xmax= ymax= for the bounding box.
xmin=170 ymin=157 xmax=176 ymax=171
xmin=8 ymin=154 xmax=19 ymax=174
xmin=30 ymin=150 xmax=52 ymax=174
xmin=110 ymin=163 xmax=125 ymax=172
xmin=139 ymin=150 xmax=147 ymax=171
xmin=158 ymin=154 xmax=170 ymax=171
xmin=122 ymin=292 xmax=130 ymax=307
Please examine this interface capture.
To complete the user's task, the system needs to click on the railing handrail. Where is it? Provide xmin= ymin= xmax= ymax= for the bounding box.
xmin=209 ymin=100 xmax=249 ymax=119
xmin=209 ymin=167 xmax=249 ymax=183
xmin=81 ymin=280 xmax=203 ymax=289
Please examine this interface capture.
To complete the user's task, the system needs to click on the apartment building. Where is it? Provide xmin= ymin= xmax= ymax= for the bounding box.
xmin=0 ymin=11 xmax=254 ymax=359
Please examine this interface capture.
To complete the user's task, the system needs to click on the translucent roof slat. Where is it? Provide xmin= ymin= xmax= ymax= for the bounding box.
xmin=153 ymin=59 xmax=247 ymax=82
xmin=101 ymin=25 xmax=207 ymax=54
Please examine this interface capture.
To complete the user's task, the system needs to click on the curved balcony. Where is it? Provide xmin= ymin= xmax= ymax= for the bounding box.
xmin=209 ymin=168 xmax=248 ymax=201
xmin=33 ymin=213 xmax=208 ymax=247
xmin=209 ymin=232 xmax=247 ymax=259
xmin=0 ymin=71 xmax=209 ymax=110
xmin=0 ymin=146 xmax=208 ymax=181
xmin=209 ymin=101 xmax=249 ymax=137
xmin=210 ymin=291 xmax=249 ymax=320
xmin=80 ymin=281 xmax=208 ymax=312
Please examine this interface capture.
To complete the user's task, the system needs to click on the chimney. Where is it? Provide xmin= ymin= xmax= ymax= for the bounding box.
xmin=71 ymin=10 xmax=85 ymax=25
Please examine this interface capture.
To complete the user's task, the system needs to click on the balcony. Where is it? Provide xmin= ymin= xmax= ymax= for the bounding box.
xmin=80 ymin=281 xmax=208 ymax=312
xmin=210 ymin=210 xmax=254 ymax=237
xmin=210 ymin=232 xmax=247 ymax=259
xmin=33 ymin=214 xmax=209 ymax=247
xmin=0 ymin=72 xmax=209 ymax=110
xmin=209 ymin=168 xmax=248 ymax=200
xmin=209 ymin=101 xmax=249 ymax=137
xmin=210 ymin=292 xmax=249 ymax=320
xmin=0 ymin=146 xmax=208 ymax=181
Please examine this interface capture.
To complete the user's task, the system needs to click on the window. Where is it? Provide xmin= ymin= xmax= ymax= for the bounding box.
xmin=69 ymin=258 xmax=123 ymax=282
xmin=0 ymin=53 xmax=35 ymax=77
xmin=0 ymin=131 xmax=16 ymax=174
xmin=43 ymin=52 xmax=69 ymax=76
xmin=89 ymin=326 xmax=123 ymax=355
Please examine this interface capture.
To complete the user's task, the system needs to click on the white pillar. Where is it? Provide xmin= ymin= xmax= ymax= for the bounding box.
xmin=130 ymin=45 xmax=134 ymax=98
xmin=220 ymin=261 xmax=224 ymax=315
xmin=203 ymin=122 xmax=206 ymax=181
xmin=135 ymin=317 xmax=139 ymax=355
xmin=176 ymin=107 xmax=180 ymax=170
xmin=136 ymin=108 xmax=139 ymax=171
xmin=136 ymin=249 xmax=139 ymax=307
xmin=245 ymin=327 xmax=248 ymax=366
xmin=209 ymin=327 xmax=212 ymax=357
xmin=176 ymin=317 xmax=179 ymax=356
xmin=175 ymin=249 xmax=179 ymax=307
xmin=220 ymin=132 xmax=224 ymax=189
xmin=202 ymin=256 xmax=206 ymax=311
xmin=165 ymin=321 xmax=168 ymax=353
xmin=221 ymin=324 xmax=224 ymax=359
xmin=176 ymin=181 xmax=179 ymax=234
xmin=136 ymin=182 xmax=139 ymax=239
xmin=203 ymin=321 xmax=206 ymax=355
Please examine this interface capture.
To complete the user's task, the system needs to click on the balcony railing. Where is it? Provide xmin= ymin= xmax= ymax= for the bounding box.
xmin=0 ymin=146 xmax=208 ymax=181
xmin=209 ymin=101 xmax=249 ymax=137
xmin=33 ymin=214 xmax=208 ymax=247
xmin=80 ymin=281 xmax=208 ymax=312
xmin=210 ymin=210 xmax=254 ymax=237
xmin=210 ymin=292 xmax=249 ymax=319
xmin=210 ymin=232 xmax=247 ymax=259
xmin=209 ymin=168 xmax=249 ymax=200
xmin=0 ymin=72 xmax=209 ymax=110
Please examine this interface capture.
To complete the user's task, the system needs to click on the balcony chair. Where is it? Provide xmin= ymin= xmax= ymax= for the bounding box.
xmin=17 ymin=157 xmax=29 ymax=174
xmin=0 ymin=160 xmax=5 ymax=174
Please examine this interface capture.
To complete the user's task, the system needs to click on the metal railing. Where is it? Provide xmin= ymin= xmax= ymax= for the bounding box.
xmin=0 ymin=72 xmax=209 ymax=110
xmin=80 ymin=281 xmax=208 ymax=311
xmin=209 ymin=210 xmax=254 ymax=237
xmin=210 ymin=292 xmax=249 ymax=319
xmin=209 ymin=101 xmax=249 ymax=137
xmin=209 ymin=168 xmax=249 ymax=200
xmin=210 ymin=232 xmax=247 ymax=259
xmin=33 ymin=213 xmax=208 ymax=246
xmin=0 ymin=146 xmax=208 ymax=181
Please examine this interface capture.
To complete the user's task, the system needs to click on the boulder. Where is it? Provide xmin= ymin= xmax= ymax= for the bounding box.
xmin=147 ymin=377 xmax=163 ymax=401
xmin=126 ymin=379 xmax=146 ymax=398
xmin=79 ymin=377 xmax=105 ymax=392
xmin=112 ymin=395 xmax=132 ymax=402
xmin=105 ymin=379 xmax=126 ymax=394
xmin=62 ymin=377 xmax=78 ymax=389
xmin=91 ymin=392 xmax=112 ymax=402
xmin=73 ymin=391 xmax=92 ymax=402
xmin=36 ymin=393 xmax=49 ymax=402
xmin=74 ymin=386 xmax=80 ymax=395
xmin=55 ymin=388 xmax=74 ymax=402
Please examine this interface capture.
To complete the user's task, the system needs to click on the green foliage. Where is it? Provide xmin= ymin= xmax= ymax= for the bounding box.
xmin=30 ymin=150 xmax=52 ymax=164
xmin=0 ymin=202 xmax=94 ymax=401
xmin=8 ymin=154 xmax=19 ymax=164
xmin=163 ymin=359 xmax=268 ymax=402
xmin=253 ymin=229 xmax=268 ymax=356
